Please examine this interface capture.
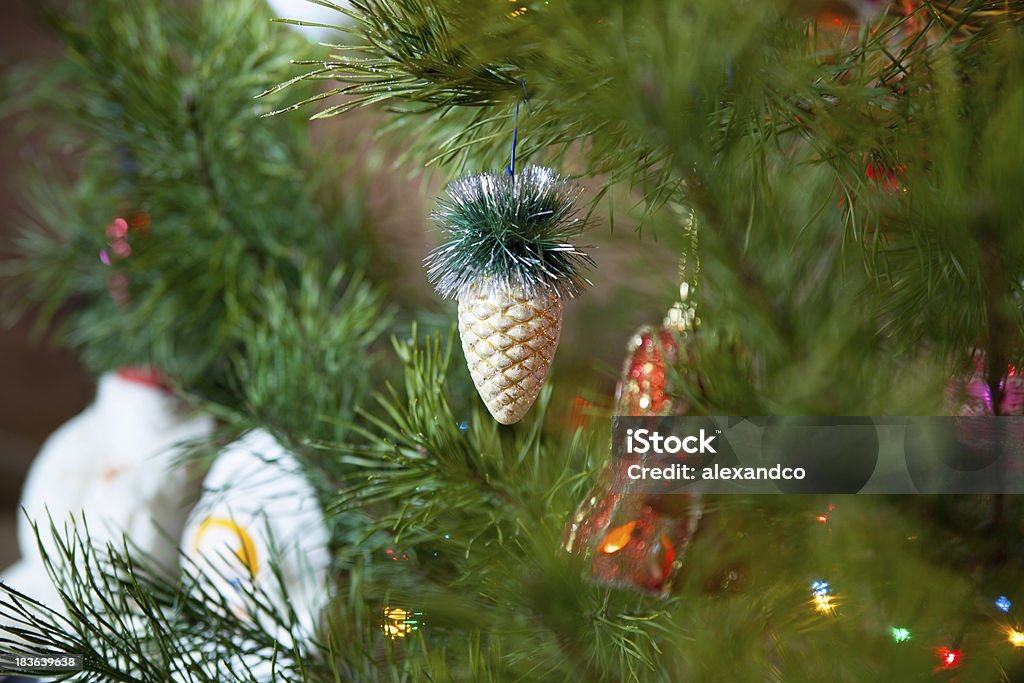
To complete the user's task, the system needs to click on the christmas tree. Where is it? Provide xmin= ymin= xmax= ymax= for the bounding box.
xmin=1 ymin=0 xmax=1024 ymax=680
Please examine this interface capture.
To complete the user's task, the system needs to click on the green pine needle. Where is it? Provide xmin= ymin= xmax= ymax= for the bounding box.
xmin=425 ymin=166 xmax=594 ymax=300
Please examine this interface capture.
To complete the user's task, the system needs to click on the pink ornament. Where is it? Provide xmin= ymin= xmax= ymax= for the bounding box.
xmin=111 ymin=239 xmax=132 ymax=258
xmin=947 ymin=359 xmax=1024 ymax=416
xmin=106 ymin=217 xmax=129 ymax=239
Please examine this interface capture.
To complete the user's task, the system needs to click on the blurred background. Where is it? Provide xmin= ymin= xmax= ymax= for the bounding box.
xmin=0 ymin=2 xmax=93 ymax=568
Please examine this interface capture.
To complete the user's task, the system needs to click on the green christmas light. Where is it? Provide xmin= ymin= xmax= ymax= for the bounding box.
xmin=891 ymin=627 xmax=912 ymax=643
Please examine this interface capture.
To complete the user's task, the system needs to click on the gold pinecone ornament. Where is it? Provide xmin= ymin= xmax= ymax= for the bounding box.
xmin=426 ymin=166 xmax=591 ymax=424
xmin=458 ymin=281 xmax=563 ymax=424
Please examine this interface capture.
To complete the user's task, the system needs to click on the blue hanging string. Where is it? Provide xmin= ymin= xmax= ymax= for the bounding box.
xmin=505 ymin=102 xmax=520 ymax=177
xmin=505 ymin=80 xmax=530 ymax=177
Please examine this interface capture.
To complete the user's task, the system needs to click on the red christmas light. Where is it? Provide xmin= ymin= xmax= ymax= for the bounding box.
xmin=936 ymin=647 xmax=961 ymax=669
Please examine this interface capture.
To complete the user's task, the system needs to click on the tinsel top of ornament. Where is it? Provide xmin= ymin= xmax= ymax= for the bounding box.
xmin=425 ymin=166 xmax=593 ymax=300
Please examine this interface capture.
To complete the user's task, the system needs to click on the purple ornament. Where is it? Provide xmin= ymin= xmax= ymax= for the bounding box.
xmin=947 ymin=360 xmax=1024 ymax=416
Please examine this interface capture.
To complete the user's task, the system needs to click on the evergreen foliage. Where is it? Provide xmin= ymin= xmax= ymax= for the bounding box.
xmin=2 ymin=0 xmax=1024 ymax=681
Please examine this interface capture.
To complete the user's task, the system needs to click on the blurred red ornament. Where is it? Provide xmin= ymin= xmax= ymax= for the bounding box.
xmin=567 ymin=291 xmax=705 ymax=595
xmin=616 ymin=326 xmax=689 ymax=416
xmin=563 ymin=468 xmax=701 ymax=596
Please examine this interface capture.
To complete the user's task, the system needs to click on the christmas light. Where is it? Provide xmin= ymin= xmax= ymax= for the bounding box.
xmin=936 ymin=647 xmax=961 ymax=669
xmin=996 ymin=595 xmax=1012 ymax=613
xmin=816 ymin=504 xmax=836 ymax=523
xmin=810 ymin=581 xmax=836 ymax=614
xmin=385 ymin=549 xmax=409 ymax=561
xmin=383 ymin=607 xmax=421 ymax=639
xmin=891 ymin=627 xmax=911 ymax=643
xmin=1007 ymin=628 xmax=1024 ymax=648
xmin=813 ymin=594 xmax=836 ymax=614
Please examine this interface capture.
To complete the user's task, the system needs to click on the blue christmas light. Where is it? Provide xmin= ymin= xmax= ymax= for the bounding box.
xmin=996 ymin=596 xmax=1011 ymax=613
xmin=811 ymin=580 xmax=831 ymax=597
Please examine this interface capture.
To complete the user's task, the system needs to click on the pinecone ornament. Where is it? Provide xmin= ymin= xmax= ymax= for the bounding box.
xmin=458 ymin=282 xmax=563 ymax=424
xmin=426 ymin=166 xmax=592 ymax=424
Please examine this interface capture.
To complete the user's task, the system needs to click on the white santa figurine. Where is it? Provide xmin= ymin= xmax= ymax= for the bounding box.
xmin=180 ymin=429 xmax=331 ymax=648
xmin=1 ymin=368 xmax=214 ymax=613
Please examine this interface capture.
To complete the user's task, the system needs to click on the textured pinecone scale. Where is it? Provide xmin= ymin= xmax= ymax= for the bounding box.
xmin=458 ymin=282 xmax=563 ymax=424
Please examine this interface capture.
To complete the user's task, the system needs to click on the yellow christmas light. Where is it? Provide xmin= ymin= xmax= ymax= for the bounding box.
xmin=507 ymin=0 xmax=527 ymax=17
xmin=1007 ymin=628 xmax=1024 ymax=648
xmin=813 ymin=593 xmax=836 ymax=614
xmin=383 ymin=607 xmax=421 ymax=639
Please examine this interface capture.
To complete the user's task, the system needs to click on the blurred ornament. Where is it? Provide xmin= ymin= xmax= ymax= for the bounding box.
xmin=99 ymin=211 xmax=151 ymax=305
xmin=181 ymin=429 xmax=330 ymax=644
xmin=426 ymin=167 xmax=591 ymax=424
xmin=266 ymin=0 xmax=352 ymax=42
xmin=616 ymin=326 xmax=685 ymax=416
xmin=99 ymin=215 xmax=145 ymax=265
xmin=563 ymin=207 xmax=703 ymax=596
xmin=947 ymin=355 xmax=1024 ymax=416
xmin=1 ymin=370 xmax=213 ymax=616
xmin=615 ymin=222 xmax=702 ymax=418
xmin=563 ymin=470 xmax=702 ymax=596
xmin=383 ymin=606 xmax=422 ymax=639
xmin=944 ymin=355 xmax=1024 ymax=466
xmin=996 ymin=595 xmax=1012 ymax=613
